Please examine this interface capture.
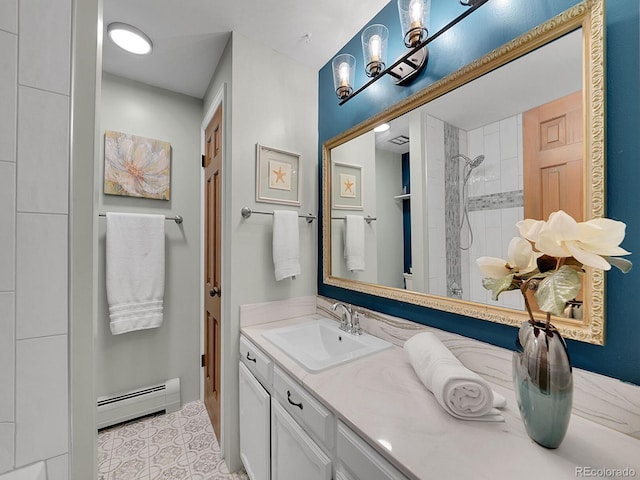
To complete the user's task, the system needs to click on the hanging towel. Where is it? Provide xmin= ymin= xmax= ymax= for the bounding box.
xmin=344 ymin=215 xmax=365 ymax=272
xmin=404 ymin=332 xmax=506 ymax=422
xmin=272 ymin=210 xmax=301 ymax=281
xmin=106 ymin=213 xmax=165 ymax=335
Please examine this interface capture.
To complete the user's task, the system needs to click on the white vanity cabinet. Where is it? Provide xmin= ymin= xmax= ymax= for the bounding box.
xmin=238 ymin=337 xmax=273 ymax=480
xmin=271 ymin=399 xmax=332 ymax=480
xmin=239 ymin=334 xmax=407 ymax=480
xmin=335 ymin=421 xmax=408 ymax=480
xmin=239 ymin=362 xmax=270 ymax=480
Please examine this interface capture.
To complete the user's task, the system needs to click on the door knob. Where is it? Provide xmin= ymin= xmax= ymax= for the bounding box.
xmin=209 ymin=286 xmax=221 ymax=297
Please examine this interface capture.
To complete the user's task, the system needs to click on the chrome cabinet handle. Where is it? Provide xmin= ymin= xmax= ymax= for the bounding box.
xmin=246 ymin=352 xmax=256 ymax=363
xmin=287 ymin=390 xmax=303 ymax=410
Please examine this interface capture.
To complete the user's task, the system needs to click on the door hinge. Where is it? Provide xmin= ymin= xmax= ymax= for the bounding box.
xmin=201 ymin=154 xmax=205 ymax=167
xmin=201 ymin=354 xmax=206 ymax=367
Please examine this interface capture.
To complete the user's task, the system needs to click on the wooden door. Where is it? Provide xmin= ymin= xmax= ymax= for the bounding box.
xmin=523 ymin=90 xmax=583 ymax=222
xmin=203 ymin=104 xmax=223 ymax=440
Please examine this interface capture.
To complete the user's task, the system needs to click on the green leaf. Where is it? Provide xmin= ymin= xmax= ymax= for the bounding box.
xmin=534 ymin=265 xmax=582 ymax=315
xmin=482 ymin=275 xmax=516 ymax=301
xmin=605 ymin=256 xmax=633 ymax=274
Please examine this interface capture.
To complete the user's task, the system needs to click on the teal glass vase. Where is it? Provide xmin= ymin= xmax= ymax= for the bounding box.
xmin=512 ymin=321 xmax=573 ymax=448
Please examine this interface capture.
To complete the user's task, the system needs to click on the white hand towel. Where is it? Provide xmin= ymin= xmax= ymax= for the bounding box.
xmin=273 ymin=210 xmax=301 ymax=281
xmin=106 ymin=213 xmax=165 ymax=335
xmin=344 ymin=215 xmax=365 ymax=272
xmin=404 ymin=332 xmax=506 ymax=422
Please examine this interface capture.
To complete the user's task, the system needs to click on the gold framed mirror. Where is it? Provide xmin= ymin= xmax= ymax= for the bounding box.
xmin=322 ymin=0 xmax=605 ymax=344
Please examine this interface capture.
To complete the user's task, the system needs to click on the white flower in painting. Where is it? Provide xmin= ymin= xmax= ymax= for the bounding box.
xmin=518 ymin=210 xmax=630 ymax=271
xmin=105 ymin=134 xmax=170 ymax=199
xmin=477 ymin=237 xmax=542 ymax=279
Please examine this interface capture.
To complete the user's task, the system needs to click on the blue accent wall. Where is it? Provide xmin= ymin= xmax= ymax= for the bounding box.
xmin=318 ymin=0 xmax=640 ymax=385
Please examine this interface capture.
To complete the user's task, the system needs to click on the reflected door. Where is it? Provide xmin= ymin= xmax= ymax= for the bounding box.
xmin=523 ymin=90 xmax=584 ymax=222
xmin=203 ymin=104 xmax=222 ymax=440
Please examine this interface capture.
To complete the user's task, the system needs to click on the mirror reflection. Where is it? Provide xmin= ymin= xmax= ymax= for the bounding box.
xmin=323 ymin=0 xmax=605 ymax=344
xmin=331 ymin=29 xmax=582 ymax=307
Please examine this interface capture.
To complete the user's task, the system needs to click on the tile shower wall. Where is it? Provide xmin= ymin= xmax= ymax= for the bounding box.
xmin=426 ymin=113 xmax=524 ymax=310
xmin=0 ymin=0 xmax=71 ymax=476
xmin=464 ymin=115 xmax=524 ymax=310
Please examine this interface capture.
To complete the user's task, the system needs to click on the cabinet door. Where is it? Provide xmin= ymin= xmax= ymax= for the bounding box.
xmin=271 ymin=399 xmax=332 ymax=480
xmin=239 ymin=362 xmax=270 ymax=480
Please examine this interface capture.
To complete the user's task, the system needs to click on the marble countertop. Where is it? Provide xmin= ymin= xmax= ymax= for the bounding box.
xmin=241 ymin=314 xmax=640 ymax=480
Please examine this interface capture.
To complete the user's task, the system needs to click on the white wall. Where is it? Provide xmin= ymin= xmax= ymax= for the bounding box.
xmin=96 ymin=74 xmax=203 ymax=403
xmin=0 ymin=0 xmax=72 ymax=476
xmin=375 ymin=149 xmax=404 ymax=289
xmin=202 ymin=32 xmax=318 ymax=471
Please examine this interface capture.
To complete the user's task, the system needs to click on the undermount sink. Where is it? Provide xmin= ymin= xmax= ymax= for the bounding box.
xmin=261 ymin=317 xmax=392 ymax=372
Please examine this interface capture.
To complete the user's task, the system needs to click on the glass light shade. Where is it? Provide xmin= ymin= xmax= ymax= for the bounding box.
xmin=398 ymin=0 xmax=431 ymax=47
xmin=332 ymin=54 xmax=356 ymax=100
xmin=361 ymin=24 xmax=389 ymax=77
xmin=107 ymin=22 xmax=153 ymax=55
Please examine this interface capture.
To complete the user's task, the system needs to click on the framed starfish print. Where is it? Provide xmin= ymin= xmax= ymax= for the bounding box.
xmin=332 ymin=162 xmax=363 ymax=210
xmin=256 ymin=144 xmax=301 ymax=206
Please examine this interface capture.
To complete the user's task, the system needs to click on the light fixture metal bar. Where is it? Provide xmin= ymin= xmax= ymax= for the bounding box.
xmin=339 ymin=0 xmax=490 ymax=105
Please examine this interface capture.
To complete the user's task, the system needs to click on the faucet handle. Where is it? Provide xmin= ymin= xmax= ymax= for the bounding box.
xmin=352 ymin=311 xmax=363 ymax=335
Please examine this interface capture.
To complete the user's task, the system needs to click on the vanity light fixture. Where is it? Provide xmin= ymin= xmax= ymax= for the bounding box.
xmin=362 ymin=24 xmax=389 ymax=77
xmin=107 ymin=22 xmax=153 ymax=55
xmin=333 ymin=0 xmax=488 ymax=104
xmin=332 ymin=54 xmax=356 ymax=100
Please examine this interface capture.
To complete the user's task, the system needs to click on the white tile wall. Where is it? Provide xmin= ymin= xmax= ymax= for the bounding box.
xmin=46 ymin=454 xmax=69 ymax=480
xmin=0 ymin=293 xmax=15 ymax=423
xmin=0 ymin=32 xmax=17 ymax=162
xmin=16 ymin=213 xmax=68 ymax=339
xmin=0 ymin=0 xmax=17 ymax=34
xmin=0 ymin=423 xmax=14 ymax=474
xmin=0 ymin=162 xmax=15 ymax=291
xmin=17 ymin=87 xmax=70 ymax=214
xmin=2 ymin=0 xmax=72 ymax=476
xmin=15 ymin=335 xmax=69 ymax=467
xmin=18 ymin=0 xmax=71 ymax=95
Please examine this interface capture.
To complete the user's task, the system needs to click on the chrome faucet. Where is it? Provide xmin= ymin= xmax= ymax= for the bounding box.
xmin=331 ymin=302 xmax=352 ymax=333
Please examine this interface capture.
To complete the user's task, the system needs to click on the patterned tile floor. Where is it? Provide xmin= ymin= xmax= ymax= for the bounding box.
xmin=98 ymin=400 xmax=249 ymax=480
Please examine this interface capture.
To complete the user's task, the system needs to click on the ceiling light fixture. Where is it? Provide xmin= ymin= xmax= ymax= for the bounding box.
xmin=373 ymin=123 xmax=391 ymax=133
xmin=107 ymin=22 xmax=153 ymax=55
xmin=332 ymin=0 xmax=488 ymax=104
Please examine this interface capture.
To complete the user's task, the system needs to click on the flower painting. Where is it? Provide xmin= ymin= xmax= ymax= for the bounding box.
xmin=104 ymin=131 xmax=171 ymax=200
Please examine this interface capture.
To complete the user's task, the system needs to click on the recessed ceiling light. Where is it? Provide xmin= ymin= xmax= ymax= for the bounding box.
xmin=373 ymin=123 xmax=390 ymax=133
xmin=107 ymin=22 xmax=153 ymax=55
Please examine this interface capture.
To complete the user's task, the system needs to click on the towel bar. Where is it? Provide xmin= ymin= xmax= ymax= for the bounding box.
xmin=331 ymin=215 xmax=376 ymax=224
xmin=241 ymin=207 xmax=316 ymax=224
xmin=98 ymin=213 xmax=183 ymax=224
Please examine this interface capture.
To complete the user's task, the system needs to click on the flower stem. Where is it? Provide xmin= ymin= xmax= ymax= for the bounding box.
xmin=520 ymin=280 xmax=536 ymax=326
xmin=545 ymin=312 xmax=552 ymax=331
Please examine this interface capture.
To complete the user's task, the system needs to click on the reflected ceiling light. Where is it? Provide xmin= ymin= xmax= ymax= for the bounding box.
xmin=107 ymin=22 xmax=153 ymax=55
xmin=332 ymin=0 xmax=488 ymax=104
xmin=373 ymin=123 xmax=390 ymax=133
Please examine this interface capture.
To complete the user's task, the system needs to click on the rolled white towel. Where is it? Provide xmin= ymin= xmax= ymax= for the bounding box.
xmin=404 ymin=332 xmax=506 ymax=422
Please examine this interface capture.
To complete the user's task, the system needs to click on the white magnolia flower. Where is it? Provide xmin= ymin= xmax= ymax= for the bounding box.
xmin=527 ymin=210 xmax=630 ymax=271
xmin=477 ymin=237 xmax=542 ymax=279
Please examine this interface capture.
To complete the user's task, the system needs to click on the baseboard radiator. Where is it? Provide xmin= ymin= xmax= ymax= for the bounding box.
xmin=97 ymin=377 xmax=181 ymax=429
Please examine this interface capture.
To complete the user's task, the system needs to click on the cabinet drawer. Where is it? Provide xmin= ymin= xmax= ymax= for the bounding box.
xmin=240 ymin=336 xmax=272 ymax=388
xmin=273 ymin=366 xmax=334 ymax=450
xmin=337 ymin=421 xmax=407 ymax=480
